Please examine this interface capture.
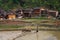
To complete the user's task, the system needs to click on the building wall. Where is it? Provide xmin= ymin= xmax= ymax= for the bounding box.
xmin=8 ymin=14 xmax=16 ymax=20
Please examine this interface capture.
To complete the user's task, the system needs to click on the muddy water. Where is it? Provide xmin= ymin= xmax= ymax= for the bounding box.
xmin=0 ymin=31 xmax=22 ymax=40
xmin=48 ymin=31 xmax=60 ymax=40
xmin=15 ymin=31 xmax=60 ymax=40
xmin=0 ymin=31 xmax=59 ymax=40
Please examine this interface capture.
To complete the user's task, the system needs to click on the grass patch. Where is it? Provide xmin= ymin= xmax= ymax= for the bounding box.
xmin=0 ymin=24 xmax=24 ymax=29
xmin=22 ymin=17 xmax=48 ymax=20
xmin=0 ymin=17 xmax=57 ymax=29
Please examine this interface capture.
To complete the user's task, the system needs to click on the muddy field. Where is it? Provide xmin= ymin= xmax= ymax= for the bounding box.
xmin=0 ymin=20 xmax=60 ymax=40
xmin=0 ymin=31 xmax=60 ymax=40
xmin=0 ymin=20 xmax=60 ymax=30
xmin=0 ymin=20 xmax=60 ymax=26
xmin=0 ymin=20 xmax=31 ymax=25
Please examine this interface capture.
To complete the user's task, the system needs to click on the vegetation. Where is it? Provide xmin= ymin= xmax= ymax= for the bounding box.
xmin=0 ymin=24 xmax=24 ymax=29
xmin=0 ymin=0 xmax=60 ymax=11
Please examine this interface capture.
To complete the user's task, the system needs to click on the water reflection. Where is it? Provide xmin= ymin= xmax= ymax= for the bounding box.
xmin=48 ymin=31 xmax=60 ymax=40
xmin=15 ymin=31 xmax=59 ymax=40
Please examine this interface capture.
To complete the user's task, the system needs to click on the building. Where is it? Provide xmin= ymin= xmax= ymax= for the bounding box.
xmin=32 ymin=7 xmax=41 ymax=18
xmin=40 ymin=8 xmax=48 ymax=17
xmin=0 ymin=7 xmax=59 ymax=19
xmin=22 ymin=9 xmax=33 ymax=18
xmin=48 ymin=10 xmax=58 ymax=18
xmin=16 ymin=9 xmax=23 ymax=18
xmin=0 ymin=15 xmax=3 ymax=20
xmin=8 ymin=12 xmax=16 ymax=20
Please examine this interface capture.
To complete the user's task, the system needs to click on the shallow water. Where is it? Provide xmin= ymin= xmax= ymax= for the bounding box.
xmin=15 ymin=31 xmax=59 ymax=40
xmin=48 ymin=31 xmax=60 ymax=40
xmin=0 ymin=31 xmax=59 ymax=40
xmin=0 ymin=31 xmax=22 ymax=40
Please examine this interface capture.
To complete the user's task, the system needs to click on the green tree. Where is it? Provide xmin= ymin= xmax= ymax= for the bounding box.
xmin=0 ymin=0 xmax=60 ymax=11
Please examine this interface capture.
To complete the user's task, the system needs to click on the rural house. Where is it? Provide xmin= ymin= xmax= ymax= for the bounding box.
xmin=32 ymin=7 xmax=41 ymax=18
xmin=7 ymin=12 xmax=16 ymax=20
xmin=40 ymin=8 xmax=48 ymax=17
xmin=16 ymin=9 xmax=23 ymax=18
xmin=0 ymin=8 xmax=59 ymax=20
xmin=48 ymin=10 xmax=58 ymax=17
xmin=22 ymin=9 xmax=33 ymax=18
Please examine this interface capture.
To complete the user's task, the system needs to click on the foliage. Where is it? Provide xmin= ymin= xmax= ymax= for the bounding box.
xmin=0 ymin=0 xmax=60 ymax=11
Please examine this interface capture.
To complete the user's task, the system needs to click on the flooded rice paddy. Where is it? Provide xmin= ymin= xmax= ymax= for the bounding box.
xmin=0 ymin=31 xmax=60 ymax=40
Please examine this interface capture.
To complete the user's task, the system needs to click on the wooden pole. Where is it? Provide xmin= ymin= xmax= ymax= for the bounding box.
xmin=36 ymin=24 xmax=39 ymax=40
xmin=36 ymin=24 xmax=38 ymax=32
